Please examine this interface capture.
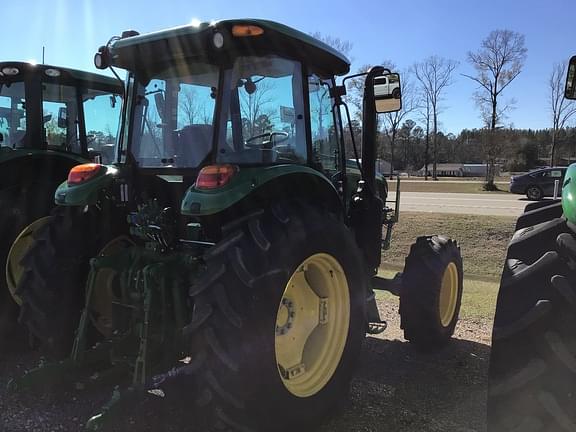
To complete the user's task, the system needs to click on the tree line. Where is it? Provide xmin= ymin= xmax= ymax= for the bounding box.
xmin=313 ymin=30 xmax=576 ymax=186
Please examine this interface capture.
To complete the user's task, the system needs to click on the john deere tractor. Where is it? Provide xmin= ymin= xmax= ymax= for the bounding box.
xmin=0 ymin=62 xmax=122 ymax=350
xmin=9 ymin=20 xmax=463 ymax=431
xmin=487 ymin=58 xmax=576 ymax=431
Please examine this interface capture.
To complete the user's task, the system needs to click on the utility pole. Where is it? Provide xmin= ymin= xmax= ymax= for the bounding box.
xmin=42 ymin=46 xmax=45 ymax=64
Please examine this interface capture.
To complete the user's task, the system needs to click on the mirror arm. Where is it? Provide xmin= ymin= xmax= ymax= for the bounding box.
xmin=361 ymin=66 xmax=385 ymax=193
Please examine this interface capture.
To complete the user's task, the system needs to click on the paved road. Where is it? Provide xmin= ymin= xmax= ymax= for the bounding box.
xmin=388 ymin=192 xmax=536 ymax=217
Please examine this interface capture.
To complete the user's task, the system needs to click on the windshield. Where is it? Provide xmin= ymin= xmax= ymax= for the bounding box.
xmin=0 ymin=80 xmax=26 ymax=149
xmin=131 ymin=62 xmax=218 ymax=168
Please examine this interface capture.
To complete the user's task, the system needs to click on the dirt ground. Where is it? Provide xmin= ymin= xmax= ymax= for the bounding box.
xmin=321 ymin=297 xmax=492 ymax=432
xmin=0 ymin=293 xmax=493 ymax=432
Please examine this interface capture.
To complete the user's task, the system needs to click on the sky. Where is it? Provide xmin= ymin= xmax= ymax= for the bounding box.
xmin=3 ymin=0 xmax=576 ymax=135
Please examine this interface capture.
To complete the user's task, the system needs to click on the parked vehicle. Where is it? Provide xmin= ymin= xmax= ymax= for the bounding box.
xmin=374 ymin=73 xmax=400 ymax=99
xmin=0 ymin=62 xmax=122 ymax=350
xmin=509 ymin=167 xmax=567 ymax=200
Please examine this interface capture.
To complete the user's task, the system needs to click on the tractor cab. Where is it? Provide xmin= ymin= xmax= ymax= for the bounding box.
xmin=0 ymin=62 xmax=122 ymax=162
xmin=84 ymin=20 xmax=401 ymax=239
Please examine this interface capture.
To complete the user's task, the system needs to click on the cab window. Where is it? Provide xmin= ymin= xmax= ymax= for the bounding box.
xmin=308 ymin=75 xmax=339 ymax=174
xmin=83 ymin=90 xmax=122 ymax=164
xmin=42 ymin=83 xmax=81 ymax=153
xmin=218 ymin=56 xmax=307 ymax=165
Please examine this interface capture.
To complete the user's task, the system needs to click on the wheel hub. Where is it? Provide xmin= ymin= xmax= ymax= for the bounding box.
xmin=274 ymin=253 xmax=350 ymax=398
xmin=5 ymin=216 xmax=53 ymax=305
xmin=439 ymin=261 xmax=459 ymax=327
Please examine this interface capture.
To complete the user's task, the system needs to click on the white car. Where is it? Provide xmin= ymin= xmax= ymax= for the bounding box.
xmin=374 ymin=74 xmax=401 ymax=99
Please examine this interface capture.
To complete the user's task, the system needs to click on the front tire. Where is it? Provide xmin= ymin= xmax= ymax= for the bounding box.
xmin=167 ymin=202 xmax=366 ymax=431
xmin=399 ymin=236 xmax=463 ymax=349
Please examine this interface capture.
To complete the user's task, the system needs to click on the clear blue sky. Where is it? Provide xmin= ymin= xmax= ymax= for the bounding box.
xmin=3 ymin=0 xmax=575 ymax=134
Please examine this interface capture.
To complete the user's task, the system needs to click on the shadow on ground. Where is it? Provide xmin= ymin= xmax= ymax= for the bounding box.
xmin=0 ymin=335 xmax=490 ymax=432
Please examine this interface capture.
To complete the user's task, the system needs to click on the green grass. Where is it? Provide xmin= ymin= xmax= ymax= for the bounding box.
xmin=377 ymin=270 xmax=499 ymax=321
xmin=382 ymin=211 xmax=516 ymax=279
xmin=399 ymin=181 xmax=509 ymax=194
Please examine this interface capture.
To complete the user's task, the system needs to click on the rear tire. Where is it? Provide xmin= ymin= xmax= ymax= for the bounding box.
xmin=16 ymin=206 xmax=121 ymax=357
xmin=488 ymin=213 xmax=576 ymax=431
xmin=399 ymin=236 xmax=463 ymax=349
xmin=526 ymin=185 xmax=543 ymax=201
xmin=157 ymin=202 xmax=366 ymax=431
xmin=516 ymin=200 xmax=562 ymax=230
xmin=0 ymin=185 xmax=54 ymax=352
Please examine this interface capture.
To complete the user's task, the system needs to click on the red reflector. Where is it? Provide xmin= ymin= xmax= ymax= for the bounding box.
xmin=231 ymin=25 xmax=264 ymax=37
xmin=196 ymin=165 xmax=237 ymax=190
xmin=67 ymin=163 xmax=103 ymax=185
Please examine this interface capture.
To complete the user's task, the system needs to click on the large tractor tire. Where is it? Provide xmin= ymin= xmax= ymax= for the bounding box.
xmin=399 ymin=235 xmax=463 ymax=349
xmin=13 ymin=206 xmax=120 ymax=357
xmin=169 ymin=202 xmax=366 ymax=431
xmin=487 ymin=211 xmax=576 ymax=431
xmin=0 ymin=185 xmax=54 ymax=352
xmin=515 ymin=199 xmax=562 ymax=230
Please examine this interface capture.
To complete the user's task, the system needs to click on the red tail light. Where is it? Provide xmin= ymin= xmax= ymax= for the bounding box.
xmin=68 ymin=163 xmax=103 ymax=186
xmin=196 ymin=165 xmax=238 ymax=190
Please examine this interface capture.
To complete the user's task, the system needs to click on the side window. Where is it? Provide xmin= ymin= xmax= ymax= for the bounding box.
xmin=0 ymin=82 xmax=26 ymax=148
xmin=0 ymin=96 xmax=11 ymax=147
xmin=83 ymin=91 xmax=121 ymax=164
xmin=308 ymin=75 xmax=339 ymax=174
xmin=137 ymin=79 xmax=165 ymax=165
xmin=42 ymin=83 xmax=80 ymax=153
xmin=550 ymin=170 xmax=563 ymax=178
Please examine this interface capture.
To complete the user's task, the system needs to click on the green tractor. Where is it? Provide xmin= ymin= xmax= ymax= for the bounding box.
xmin=487 ymin=57 xmax=576 ymax=431
xmin=8 ymin=20 xmax=463 ymax=431
xmin=0 ymin=62 xmax=122 ymax=350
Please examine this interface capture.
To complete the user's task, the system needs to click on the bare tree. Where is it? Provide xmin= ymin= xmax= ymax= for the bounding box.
xmin=464 ymin=30 xmax=527 ymax=187
xmin=382 ymin=71 xmax=418 ymax=177
xmin=310 ymin=32 xmax=353 ymax=60
xmin=420 ymin=91 xmax=431 ymax=180
xmin=549 ymin=62 xmax=576 ymax=165
xmin=413 ymin=56 xmax=458 ymax=180
xmin=240 ymin=80 xmax=276 ymax=137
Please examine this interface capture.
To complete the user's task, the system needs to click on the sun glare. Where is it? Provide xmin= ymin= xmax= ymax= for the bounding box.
xmin=190 ymin=18 xmax=201 ymax=27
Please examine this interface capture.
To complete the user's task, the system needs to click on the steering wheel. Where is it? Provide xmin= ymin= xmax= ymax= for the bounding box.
xmin=245 ymin=131 xmax=289 ymax=149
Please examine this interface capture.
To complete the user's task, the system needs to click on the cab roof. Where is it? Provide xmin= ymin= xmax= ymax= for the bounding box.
xmin=109 ymin=19 xmax=351 ymax=77
xmin=0 ymin=61 xmax=121 ymax=88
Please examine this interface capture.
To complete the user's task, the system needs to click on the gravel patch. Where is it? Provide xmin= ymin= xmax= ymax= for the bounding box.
xmin=0 ymin=296 xmax=491 ymax=431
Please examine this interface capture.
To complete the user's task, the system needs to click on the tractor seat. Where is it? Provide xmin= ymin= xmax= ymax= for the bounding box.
xmin=175 ymin=124 xmax=213 ymax=167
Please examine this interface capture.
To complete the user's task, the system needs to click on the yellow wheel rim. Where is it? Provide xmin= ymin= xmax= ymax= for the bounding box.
xmin=5 ymin=216 xmax=53 ymax=305
xmin=275 ymin=253 xmax=350 ymax=398
xmin=89 ymin=236 xmax=135 ymax=337
xmin=439 ymin=262 xmax=459 ymax=327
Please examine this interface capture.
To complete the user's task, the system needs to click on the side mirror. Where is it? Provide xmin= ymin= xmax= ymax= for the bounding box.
xmin=565 ymin=56 xmax=576 ymax=100
xmin=373 ymin=72 xmax=402 ymax=113
xmin=57 ymin=107 xmax=67 ymax=129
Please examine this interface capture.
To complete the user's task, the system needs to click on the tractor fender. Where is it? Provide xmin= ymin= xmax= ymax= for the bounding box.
xmin=54 ymin=164 xmax=118 ymax=206
xmin=181 ymin=165 xmax=343 ymax=218
xmin=0 ymin=150 xmax=88 ymax=193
